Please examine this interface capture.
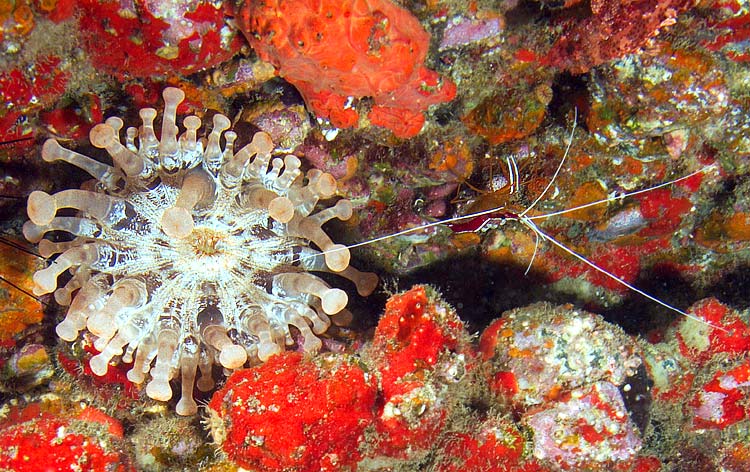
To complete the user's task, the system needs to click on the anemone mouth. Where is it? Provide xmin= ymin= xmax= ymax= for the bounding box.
xmin=189 ymin=227 xmax=227 ymax=257
xmin=26 ymin=86 xmax=379 ymax=415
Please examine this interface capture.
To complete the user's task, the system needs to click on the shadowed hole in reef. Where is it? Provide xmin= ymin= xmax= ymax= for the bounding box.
xmin=619 ymin=363 xmax=653 ymax=434
xmin=394 ymin=251 xmax=556 ymax=333
xmin=600 ymin=264 xmax=697 ymax=335
xmin=390 ymin=250 xmax=700 ymax=336
xmin=707 ymin=262 xmax=750 ymax=310
xmin=548 ymin=72 xmax=589 ymax=127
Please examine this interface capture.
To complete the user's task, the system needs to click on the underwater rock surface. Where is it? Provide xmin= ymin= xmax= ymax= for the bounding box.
xmin=1 ymin=0 xmax=750 ymax=470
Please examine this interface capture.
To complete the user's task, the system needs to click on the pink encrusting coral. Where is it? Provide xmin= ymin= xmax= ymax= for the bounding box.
xmin=524 ymin=382 xmax=643 ymax=470
xmin=687 ymin=361 xmax=750 ymax=430
xmin=238 ymin=0 xmax=456 ymax=137
xmin=23 ymin=87 xmax=378 ymax=415
xmin=479 ymin=303 xmax=647 ymax=471
xmin=479 ymin=303 xmax=643 ymax=409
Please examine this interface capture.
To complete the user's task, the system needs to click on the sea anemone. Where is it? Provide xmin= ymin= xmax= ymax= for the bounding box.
xmin=24 ymin=88 xmax=378 ymax=415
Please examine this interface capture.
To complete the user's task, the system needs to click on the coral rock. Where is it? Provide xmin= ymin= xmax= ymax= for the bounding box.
xmin=586 ymin=45 xmax=729 ymax=146
xmin=525 ymin=382 xmax=643 ymax=470
xmin=463 ymin=84 xmax=551 ymax=145
xmin=545 ymin=0 xmax=694 ymax=74
xmin=0 ymin=402 xmax=132 ymax=472
xmin=367 ymin=285 xmax=475 ymax=459
xmin=207 ymin=351 xmax=377 ymax=472
xmin=480 ymin=303 xmax=643 ymax=409
xmin=76 ymin=0 xmax=242 ymax=80
xmin=239 ymin=0 xmax=456 ymax=137
xmin=687 ymin=360 xmax=750 ymax=430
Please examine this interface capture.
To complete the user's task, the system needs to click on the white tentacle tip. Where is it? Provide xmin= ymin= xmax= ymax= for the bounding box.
xmin=27 ymin=191 xmax=56 ymax=226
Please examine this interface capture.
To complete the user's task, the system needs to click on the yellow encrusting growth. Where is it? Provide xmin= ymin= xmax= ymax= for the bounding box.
xmin=25 ymin=88 xmax=378 ymax=415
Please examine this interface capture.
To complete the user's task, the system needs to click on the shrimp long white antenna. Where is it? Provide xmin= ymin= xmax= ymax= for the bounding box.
xmin=312 ymin=163 xmax=716 ymax=260
xmin=300 ymin=108 xmax=723 ymax=331
xmin=519 ymin=215 xmax=727 ymax=332
xmin=308 ymin=163 xmax=715 ymax=267
xmin=524 ymin=229 xmax=540 ymax=276
xmin=519 ymin=108 xmax=577 ymax=218
xmin=529 ymin=165 xmax=716 ymax=222
xmin=304 ymin=111 xmax=583 ymax=260
xmin=316 ymin=204 xmax=510 ymax=254
xmin=519 ymin=109 xmax=578 ymax=274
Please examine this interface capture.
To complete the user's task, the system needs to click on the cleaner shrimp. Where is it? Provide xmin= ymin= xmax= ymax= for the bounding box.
xmin=301 ymin=112 xmax=729 ymax=332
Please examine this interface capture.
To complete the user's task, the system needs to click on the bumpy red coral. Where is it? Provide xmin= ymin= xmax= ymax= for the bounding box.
xmin=207 ymin=352 xmax=377 ymax=472
xmin=368 ymin=286 xmax=474 ymax=458
xmin=76 ymin=0 xmax=242 ymax=80
xmin=0 ymin=55 xmax=68 ymax=146
xmin=673 ymin=298 xmax=750 ymax=366
xmin=545 ymin=0 xmax=694 ymax=73
xmin=433 ymin=416 xmax=546 ymax=472
xmin=0 ymin=402 xmax=132 ymax=472
xmin=239 ymin=0 xmax=456 ymax=137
